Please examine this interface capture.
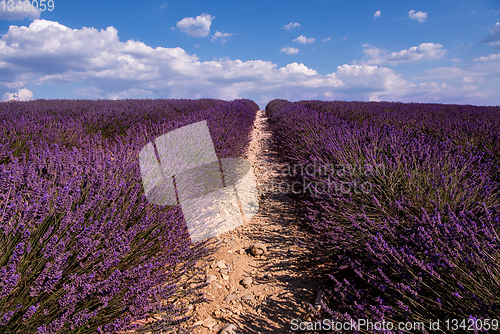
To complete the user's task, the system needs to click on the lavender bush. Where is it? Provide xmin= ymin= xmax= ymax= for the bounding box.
xmin=295 ymin=100 xmax=500 ymax=162
xmin=0 ymin=98 xmax=258 ymax=333
xmin=266 ymin=99 xmax=500 ymax=333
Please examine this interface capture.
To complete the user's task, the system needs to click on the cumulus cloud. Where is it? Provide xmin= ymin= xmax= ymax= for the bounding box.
xmin=373 ymin=10 xmax=381 ymax=18
xmin=481 ymin=22 xmax=500 ymax=49
xmin=0 ymin=20 xmax=341 ymax=101
xmin=471 ymin=53 xmax=500 ymax=73
xmin=279 ymin=63 xmax=317 ymax=76
xmin=336 ymin=64 xmax=413 ymax=94
xmin=176 ymin=13 xmax=214 ymax=37
xmin=0 ymin=19 xmax=495 ymax=107
xmin=211 ymin=31 xmax=234 ymax=43
xmin=450 ymin=58 xmax=462 ymax=63
xmin=293 ymin=35 xmax=315 ymax=44
xmin=323 ymin=37 xmax=331 ymax=42
xmin=361 ymin=43 xmax=446 ymax=66
xmin=73 ymin=86 xmax=103 ymax=99
xmin=419 ymin=67 xmax=485 ymax=81
xmin=280 ymin=47 xmax=299 ymax=54
xmin=408 ymin=10 xmax=428 ymax=22
xmin=2 ymin=88 xmax=33 ymax=101
xmin=283 ymin=22 xmax=300 ymax=31
xmin=0 ymin=0 xmax=41 ymax=20
xmin=474 ymin=53 xmax=500 ymax=61
xmin=408 ymin=82 xmax=493 ymax=105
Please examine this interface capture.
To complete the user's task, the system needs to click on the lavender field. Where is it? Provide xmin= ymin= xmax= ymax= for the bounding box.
xmin=266 ymin=99 xmax=500 ymax=333
xmin=0 ymin=98 xmax=259 ymax=333
xmin=1 ymin=96 xmax=499 ymax=333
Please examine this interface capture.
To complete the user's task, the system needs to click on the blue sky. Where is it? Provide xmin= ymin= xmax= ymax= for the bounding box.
xmin=1 ymin=0 xmax=500 ymax=108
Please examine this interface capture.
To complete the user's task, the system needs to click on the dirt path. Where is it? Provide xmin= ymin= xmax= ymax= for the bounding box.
xmin=174 ymin=110 xmax=326 ymax=333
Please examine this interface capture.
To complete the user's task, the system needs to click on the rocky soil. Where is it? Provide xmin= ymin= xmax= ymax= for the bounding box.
xmin=170 ymin=109 xmax=327 ymax=333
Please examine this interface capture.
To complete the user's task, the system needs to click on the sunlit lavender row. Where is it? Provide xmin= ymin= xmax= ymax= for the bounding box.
xmin=0 ymin=98 xmax=259 ymax=333
xmin=266 ymin=99 xmax=500 ymax=333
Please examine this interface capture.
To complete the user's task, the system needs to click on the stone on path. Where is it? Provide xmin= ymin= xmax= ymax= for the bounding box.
xmin=241 ymin=277 xmax=252 ymax=288
xmin=241 ymin=294 xmax=254 ymax=301
xmin=219 ymin=323 xmax=238 ymax=334
xmin=203 ymin=317 xmax=217 ymax=330
xmin=314 ymin=289 xmax=324 ymax=310
xmin=251 ymin=243 xmax=267 ymax=256
xmin=206 ymin=275 xmax=217 ymax=283
xmin=224 ymin=294 xmax=239 ymax=302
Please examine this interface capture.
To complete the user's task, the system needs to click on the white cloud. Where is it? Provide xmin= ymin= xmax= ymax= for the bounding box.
xmin=323 ymin=37 xmax=331 ymax=42
xmin=472 ymin=53 xmax=500 ymax=75
xmin=408 ymin=10 xmax=428 ymax=22
xmin=342 ymin=36 xmax=347 ymax=40
xmin=283 ymin=22 xmax=300 ymax=31
xmin=462 ymin=77 xmax=484 ymax=84
xmin=471 ymin=53 xmax=500 ymax=73
xmin=450 ymin=58 xmax=462 ymax=63
xmin=280 ymin=47 xmax=299 ymax=55
xmin=0 ymin=0 xmax=41 ymax=20
xmin=293 ymin=35 xmax=315 ymax=44
xmin=405 ymin=82 xmax=493 ymax=105
xmin=373 ymin=10 xmax=381 ymax=18
xmin=481 ymin=22 xmax=500 ymax=49
xmin=361 ymin=43 xmax=446 ymax=66
xmin=279 ymin=63 xmax=317 ymax=75
xmin=474 ymin=53 xmax=500 ymax=62
xmin=0 ymin=19 xmax=497 ymax=107
xmin=418 ymin=67 xmax=485 ymax=80
xmin=109 ymin=88 xmax=154 ymax=100
xmin=211 ymin=31 xmax=234 ymax=43
xmin=2 ymin=88 xmax=33 ymax=101
xmin=161 ymin=3 xmax=168 ymax=9
xmin=176 ymin=13 xmax=214 ymax=37
xmin=73 ymin=86 xmax=103 ymax=99
xmin=336 ymin=64 xmax=413 ymax=95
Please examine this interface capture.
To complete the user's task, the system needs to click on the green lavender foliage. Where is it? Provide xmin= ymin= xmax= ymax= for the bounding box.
xmin=266 ymin=99 xmax=500 ymax=333
xmin=0 ymin=98 xmax=259 ymax=333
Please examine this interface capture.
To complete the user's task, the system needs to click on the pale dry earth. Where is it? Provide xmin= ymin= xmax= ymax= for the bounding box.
xmin=122 ymin=110 xmax=328 ymax=334
xmin=172 ymin=109 xmax=326 ymax=334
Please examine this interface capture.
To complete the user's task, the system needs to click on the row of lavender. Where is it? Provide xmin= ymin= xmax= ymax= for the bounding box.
xmin=0 ymin=99 xmax=259 ymax=333
xmin=294 ymin=99 xmax=500 ymax=162
xmin=266 ymin=99 xmax=500 ymax=333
